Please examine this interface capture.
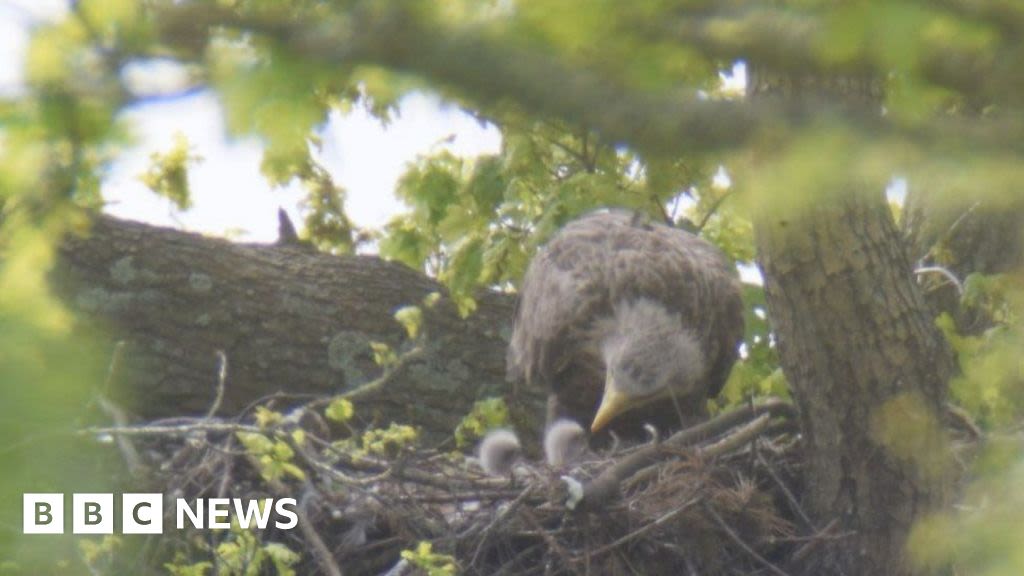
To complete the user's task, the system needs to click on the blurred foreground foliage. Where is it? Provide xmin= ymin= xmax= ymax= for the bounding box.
xmin=0 ymin=0 xmax=1022 ymax=573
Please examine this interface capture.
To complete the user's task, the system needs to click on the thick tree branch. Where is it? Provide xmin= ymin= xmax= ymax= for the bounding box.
xmin=575 ymin=399 xmax=794 ymax=510
xmin=54 ymin=215 xmax=541 ymax=445
xmin=151 ymin=2 xmax=1024 ymax=158
xmin=663 ymin=7 xmax=1024 ymax=107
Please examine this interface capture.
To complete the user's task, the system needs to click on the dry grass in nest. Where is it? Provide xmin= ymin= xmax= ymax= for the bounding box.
xmin=83 ymin=394 xmax=823 ymax=575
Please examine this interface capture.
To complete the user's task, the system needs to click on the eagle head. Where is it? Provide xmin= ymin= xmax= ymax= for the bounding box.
xmin=592 ymin=299 xmax=707 ymax=432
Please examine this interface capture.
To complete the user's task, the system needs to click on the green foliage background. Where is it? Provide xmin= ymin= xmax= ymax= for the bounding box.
xmin=1 ymin=0 xmax=1022 ymax=573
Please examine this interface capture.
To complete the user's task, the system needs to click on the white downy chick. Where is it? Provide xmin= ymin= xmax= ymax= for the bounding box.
xmin=544 ymin=419 xmax=587 ymax=468
xmin=478 ymin=429 xmax=522 ymax=476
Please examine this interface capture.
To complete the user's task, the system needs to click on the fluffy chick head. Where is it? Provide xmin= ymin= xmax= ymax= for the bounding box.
xmin=478 ymin=428 xmax=521 ymax=476
xmin=544 ymin=419 xmax=587 ymax=468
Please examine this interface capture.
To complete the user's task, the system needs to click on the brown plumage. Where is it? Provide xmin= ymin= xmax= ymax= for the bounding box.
xmin=507 ymin=210 xmax=744 ymax=439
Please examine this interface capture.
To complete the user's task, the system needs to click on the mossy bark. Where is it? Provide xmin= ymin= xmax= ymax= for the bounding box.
xmin=756 ymin=190 xmax=954 ymax=574
xmin=54 ymin=215 xmax=542 ymax=446
xmin=750 ymin=70 xmax=955 ymax=575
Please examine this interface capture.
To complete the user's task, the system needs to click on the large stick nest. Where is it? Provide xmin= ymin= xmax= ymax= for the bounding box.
xmin=89 ymin=387 xmax=832 ymax=576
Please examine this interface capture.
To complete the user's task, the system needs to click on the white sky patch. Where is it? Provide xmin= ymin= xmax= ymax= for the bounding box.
xmin=2 ymin=1 xmax=501 ymax=242
xmin=0 ymin=29 xmax=27 ymax=96
xmin=103 ymin=91 xmax=501 ymax=241
xmin=886 ymin=176 xmax=908 ymax=205
xmin=1 ymin=0 xmax=68 ymax=21
xmin=103 ymin=91 xmax=304 ymax=241
xmin=719 ymin=61 xmax=747 ymax=97
xmin=738 ymin=263 xmax=763 ymax=286
xmin=120 ymin=58 xmax=194 ymax=97
xmin=0 ymin=4 xmax=34 ymax=97
xmin=712 ymin=166 xmax=732 ymax=189
xmin=316 ymin=93 xmax=501 ymax=230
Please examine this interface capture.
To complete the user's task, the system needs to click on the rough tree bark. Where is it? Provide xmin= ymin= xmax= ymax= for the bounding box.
xmin=756 ymin=191 xmax=954 ymax=575
xmin=53 ymin=215 xmax=543 ymax=445
xmin=749 ymin=72 xmax=956 ymax=575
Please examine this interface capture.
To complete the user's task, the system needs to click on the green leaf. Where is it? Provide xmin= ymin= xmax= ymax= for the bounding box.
xmin=325 ymin=397 xmax=355 ymax=424
xmin=360 ymin=423 xmax=419 ymax=457
xmin=138 ymin=132 xmax=201 ymax=210
xmin=454 ymin=398 xmax=510 ymax=449
xmin=394 ymin=305 xmax=424 ymax=339
xmin=369 ymin=341 xmax=398 ymax=368
xmin=254 ymin=406 xmax=284 ymax=429
xmin=422 ymin=292 xmax=442 ymax=309
xmin=400 ymin=541 xmax=457 ymax=576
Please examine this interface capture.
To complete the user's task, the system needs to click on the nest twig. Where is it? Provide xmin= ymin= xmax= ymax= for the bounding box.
xmin=80 ymin=394 xmax=812 ymax=575
xmin=76 ymin=344 xmax=818 ymax=575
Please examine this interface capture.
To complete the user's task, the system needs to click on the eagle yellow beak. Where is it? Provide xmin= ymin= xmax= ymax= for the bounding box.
xmin=590 ymin=377 xmax=631 ymax=433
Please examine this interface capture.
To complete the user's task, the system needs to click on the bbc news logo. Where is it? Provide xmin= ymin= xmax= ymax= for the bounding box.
xmin=23 ymin=494 xmax=298 ymax=534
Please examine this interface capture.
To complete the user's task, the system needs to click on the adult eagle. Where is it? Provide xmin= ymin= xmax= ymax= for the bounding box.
xmin=507 ymin=210 xmax=744 ymax=439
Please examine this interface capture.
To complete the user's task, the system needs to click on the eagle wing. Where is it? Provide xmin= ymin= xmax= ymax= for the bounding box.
xmin=508 ymin=211 xmax=744 ymax=403
xmin=506 ymin=216 xmax=611 ymax=387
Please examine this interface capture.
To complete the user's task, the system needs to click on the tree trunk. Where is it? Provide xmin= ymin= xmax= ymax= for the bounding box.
xmin=756 ymin=190 xmax=954 ymax=575
xmin=748 ymin=70 xmax=955 ymax=574
xmin=53 ymin=215 xmax=542 ymax=445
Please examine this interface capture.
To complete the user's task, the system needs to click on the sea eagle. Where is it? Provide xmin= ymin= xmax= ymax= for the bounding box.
xmin=507 ymin=210 xmax=744 ymax=439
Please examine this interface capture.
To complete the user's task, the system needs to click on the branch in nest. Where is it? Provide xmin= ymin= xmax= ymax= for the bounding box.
xmin=91 ymin=341 xmax=144 ymax=475
xmin=756 ymin=449 xmax=815 ymax=533
xmin=572 ymin=399 xmax=792 ymax=511
xmin=469 ymin=486 xmax=537 ymax=569
xmin=341 ymin=346 xmax=425 ymax=402
xmin=305 ymin=346 xmax=426 ymax=412
xmin=700 ymin=412 xmax=774 ymax=456
xmin=704 ymin=503 xmax=792 ymax=576
xmin=298 ymin=488 xmax=344 ymax=576
xmin=587 ymin=496 xmax=701 ymax=558
xmin=668 ymin=397 xmax=796 ymax=446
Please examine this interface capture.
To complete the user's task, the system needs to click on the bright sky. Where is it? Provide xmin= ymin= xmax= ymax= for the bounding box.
xmin=1 ymin=0 xmax=502 ymax=242
xmin=103 ymin=91 xmax=501 ymax=241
